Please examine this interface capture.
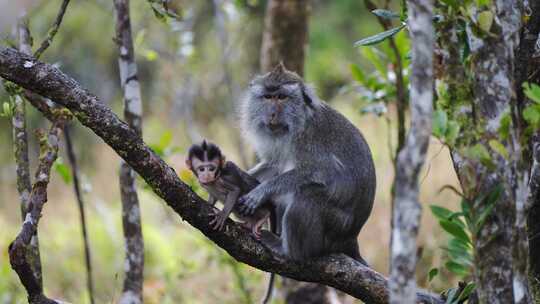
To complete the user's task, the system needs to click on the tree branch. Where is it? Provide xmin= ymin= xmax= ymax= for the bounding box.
xmin=34 ymin=0 xmax=71 ymax=59
xmin=13 ymin=16 xmax=43 ymax=289
xmin=8 ymin=112 xmax=70 ymax=304
xmin=0 ymin=46 xmax=444 ymax=304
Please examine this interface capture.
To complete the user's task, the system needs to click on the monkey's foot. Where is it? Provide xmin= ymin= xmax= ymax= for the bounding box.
xmin=259 ymin=231 xmax=285 ymax=257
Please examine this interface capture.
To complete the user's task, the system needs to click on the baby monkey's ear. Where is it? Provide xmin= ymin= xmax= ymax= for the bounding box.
xmin=185 ymin=159 xmax=192 ymax=170
xmin=220 ymin=155 xmax=226 ymax=168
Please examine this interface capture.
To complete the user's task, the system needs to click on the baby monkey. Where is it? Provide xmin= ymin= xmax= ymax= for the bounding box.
xmin=186 ymin=140 xmax=273 ymax=238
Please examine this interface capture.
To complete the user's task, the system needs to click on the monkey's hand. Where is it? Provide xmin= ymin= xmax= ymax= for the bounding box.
xmin=237 ymin=187 xmax=267 ymax=216
xmin=209 ymin=209 xmax=228 ymax=231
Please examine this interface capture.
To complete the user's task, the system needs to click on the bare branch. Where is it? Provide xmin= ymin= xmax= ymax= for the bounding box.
xmin=0 ymin=46 xmax=444 ymax=304
xmin=34 ymin=0 xmax=71 ymax=59
xmin=113 ymin=0 xmax=144 ymax=302
xmin=64 ymin=126 xmax=95 ymax=304
xmin=389 ymin=0 xmax=434 ymax=303
xmin=14 ymin=15 xmax=43 ymax=290
xmin=8 ymin=113 xmax=70 ymax=304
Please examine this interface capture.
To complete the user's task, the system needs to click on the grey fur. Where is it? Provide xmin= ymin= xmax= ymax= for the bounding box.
xmin=238 ymin=65 xmax=376 ymax=262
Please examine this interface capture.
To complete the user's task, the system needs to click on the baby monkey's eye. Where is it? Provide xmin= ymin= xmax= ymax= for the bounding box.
xmin=209 ymin=166 xmax=216 ymax=172
xmin=277 ymin=94 xmax=286 ymax=100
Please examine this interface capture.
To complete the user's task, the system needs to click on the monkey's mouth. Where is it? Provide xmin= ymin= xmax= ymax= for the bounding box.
xmin=266 ymin=122 xmax=289 ymax=135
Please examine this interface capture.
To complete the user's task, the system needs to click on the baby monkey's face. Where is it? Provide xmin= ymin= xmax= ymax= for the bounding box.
xmin=191 ymin=157 xmax=220 ymax=185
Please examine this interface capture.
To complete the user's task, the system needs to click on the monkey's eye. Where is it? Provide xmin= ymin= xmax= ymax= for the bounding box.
xmin=263 ymin=94 xmax=272 ymax=99
xmin=208 ymin=166 xmax=216 ymax=172
xmin=277 ymin=94 xmax=286 ymax=100
xmin=198 ymin=167 xmax=204 ymax=172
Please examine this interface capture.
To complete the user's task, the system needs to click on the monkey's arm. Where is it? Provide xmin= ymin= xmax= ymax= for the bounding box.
xmin=238 ymin=169 xmax=321 ymax=215
xmin=208 ymin=194 xmax=218 ymax=206
xmin=248 ymin=161 xmax=279 ymax=181
xmin=209 ymin=180 xmax=241 ymax=231
xmin=225 ymin=161 xmax=259 ymax=189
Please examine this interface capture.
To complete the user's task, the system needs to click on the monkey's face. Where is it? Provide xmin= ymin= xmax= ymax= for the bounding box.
xmin=245 ymin=80 xmax=310 ymax=138
xmin=190 ymin=157 xmax=220 ymax=185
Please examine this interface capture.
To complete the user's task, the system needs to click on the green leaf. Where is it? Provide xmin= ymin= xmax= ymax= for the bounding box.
xmin=354 ymin=24 xmax=406 ymax=47
xmin=445 ymin=120 xmax=460 ymax=146
xmin=445 ymin=287 xmax=460 ymax=304
xmin=350 ymin=64 xmax=366 ymax=84
xmin=476 ymin=0 xmax=491 ymax=7
xmin=523 ymin=82 xmax=540 ymax=103
xmin=371 ymin=9 xmax=400 ymax=20
xmin=360 ymin=48 xmax=387 ymax=78
xmin=458 ymin=282 xmax=476 ymax=301
xmin=498 ymin=112 xmax=511 ymax=140
xmin=488 ymin=139 xmax=509 ymax=159
xmin=477 ymin=11 xmax=493 ymax=33
xmin=432 ymin=110 xmax=448 ymax=138
xmin=445 ymin=261 xmax=470 ymax=276
xmin=430 ymin=205 xmax=453 ymax=221
xmin=466 ymin=144 xmax=493 ymax=167
xmin=53 ymin=158 xmax=72 ymax=184
xmin=159 ymin=130 xmax=173 ymax=148
xmin=475 ymin=188 xmax=502 ymax=232
xmin=440 ymin=219 xmax=472 ymax=245
xmin=523 ymin=105 xmax=540 ymax=126
xmin=428 ymin=268 xmax=439 ymax=282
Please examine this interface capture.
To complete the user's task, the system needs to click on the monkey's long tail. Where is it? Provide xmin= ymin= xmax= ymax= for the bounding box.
xmin=261 ymin=272 xmax=275 ymax=304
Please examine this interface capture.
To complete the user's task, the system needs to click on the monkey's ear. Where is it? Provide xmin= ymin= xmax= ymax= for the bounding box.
xmin=185 ymin=159 xmax=192 ymax=169
xmin=220 ymin=155 xmax=226 ymax=168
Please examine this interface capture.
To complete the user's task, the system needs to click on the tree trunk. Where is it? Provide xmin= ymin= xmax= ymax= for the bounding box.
xmin=517 ymin=0 xmax=540 ymax=297
xmin=389 ymin=0 xmax=434 ymax=303
xmin=437 ymin=1 xmax=531 ymax=302
xmin=113 ymin=0 xmax=145 ymax=302
xmin=260 ymin=0 xmax=310 ymax=75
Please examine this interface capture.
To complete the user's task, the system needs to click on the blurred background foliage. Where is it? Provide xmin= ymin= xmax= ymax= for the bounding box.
xmin=0 ymin=0 xmax=461 ymax=303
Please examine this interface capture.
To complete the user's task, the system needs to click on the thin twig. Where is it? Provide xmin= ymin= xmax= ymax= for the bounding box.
xmin=34 ymin=0 xmax=71 ymax=59
xmin=64 ymin=126 xmax=95 ymax=304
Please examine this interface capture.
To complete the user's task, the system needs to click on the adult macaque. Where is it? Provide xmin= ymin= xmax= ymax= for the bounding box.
xmin=238 ymin=63 xmax=376 ymax=265
xmin=185 ymin=140 xmax=273 ymax=238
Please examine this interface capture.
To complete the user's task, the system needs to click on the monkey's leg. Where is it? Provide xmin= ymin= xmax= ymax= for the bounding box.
xmin=282 ymin=194 xmax=325 ymax=260
xmin=209 ymin=187 xmax=240 ymax=231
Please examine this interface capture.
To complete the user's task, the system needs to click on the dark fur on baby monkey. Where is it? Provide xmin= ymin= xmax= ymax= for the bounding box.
xmin=185 ymin=140 xmax=274 ymax=238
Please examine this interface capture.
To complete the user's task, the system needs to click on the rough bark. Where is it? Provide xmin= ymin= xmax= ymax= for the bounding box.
xmin=64 ymin=126 xmax=95 ymax=304
xmin=13 ymin=17 xmax=43 ymax=289
xmin=113 ymin=0 xmax=145 ymax=303
xmin=0 ymin=46 xmax=445 ymax=304
xmin=463 ymin=1 xmax=523 ymax=302
xmin=389 ymin=1 xmax=433 ymax=303
xmin=260 ymin=0 xmax=310 ymax=75
xmin=8 ymin=114 xmax=69 ymax=304
xmin=518 ymin=0 xmax=540 ymax=293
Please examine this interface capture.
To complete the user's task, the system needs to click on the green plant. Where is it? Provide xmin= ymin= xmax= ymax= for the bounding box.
xmin=428 ymin=185 xmax=503 ymax=302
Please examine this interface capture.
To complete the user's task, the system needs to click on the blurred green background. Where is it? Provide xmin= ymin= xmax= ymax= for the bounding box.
xmin=0 ymin=0 xmax=461 ymax=303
